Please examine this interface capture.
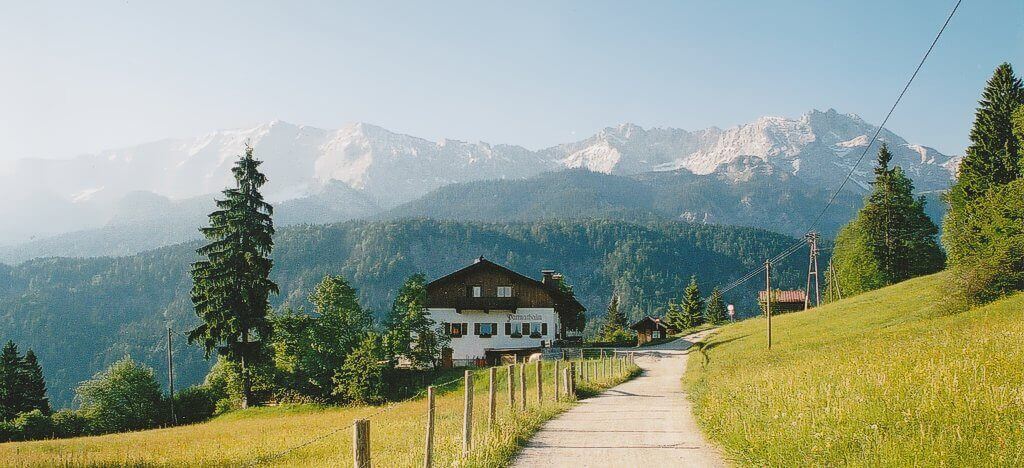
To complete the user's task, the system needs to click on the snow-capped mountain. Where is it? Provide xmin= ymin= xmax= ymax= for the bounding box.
xmin=548 ymin=109 xmax=958 ymax=192
xmin=0 ymin=109 xmax=958 ymax=246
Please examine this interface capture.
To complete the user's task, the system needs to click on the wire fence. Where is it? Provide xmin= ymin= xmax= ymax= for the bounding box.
xmin=245 ymin=352 xmax=639 ymax=467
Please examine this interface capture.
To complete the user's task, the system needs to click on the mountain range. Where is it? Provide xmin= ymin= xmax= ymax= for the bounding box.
xmin=0 ymin=109 xmax=958 ymax=262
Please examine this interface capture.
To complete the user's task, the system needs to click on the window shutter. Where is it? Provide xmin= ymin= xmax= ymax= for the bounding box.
xmin=492 ymin=323 xmax=498 ymax=335
xmin=474 ymin=323 xmax=481 ymax=335
xmin=505 ymin=323 xmax=511 ymax=335
xmin=522 ymin=323 xmax=529 ymax=335
xmin=542 ymin=323 xmax=548 ymax=335
xmin=443 ymin=322 xmax=450 ymax=335
xmin=463 ymin=323 xmax=468 ymax=336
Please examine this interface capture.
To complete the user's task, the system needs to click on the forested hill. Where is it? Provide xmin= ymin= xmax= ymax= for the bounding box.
xmin=0 ymin=218 xmax=805 ymax=407
xmin=384 ymin=169 xmax=892 ymax=237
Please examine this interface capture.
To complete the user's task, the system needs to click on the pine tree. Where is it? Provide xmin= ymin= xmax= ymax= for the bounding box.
xmin=705 ymin=287 xmax=727 ymax=325
xmin=681 ymin=276 xmax=705 ymax=329
xmin=19 ymin=350 xmax=49 ymax=416
xmin=663 ymin=301 xmax=686 ymax=331
xmin=831 ymin=144 xmax=944 ymax=294
xmin=946 ymin=63 xmax=1024 ymax=236
xmin=0 ymin=341 xmax=21 ymax=421
xmin=188 ymin=144 xmax=279 ymax=408
xmin=598 ymin=295 xmax=630 ymax=342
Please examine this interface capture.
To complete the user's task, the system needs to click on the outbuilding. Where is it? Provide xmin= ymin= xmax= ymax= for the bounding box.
xmin=630 ymin=316 xmax=670 ymax=345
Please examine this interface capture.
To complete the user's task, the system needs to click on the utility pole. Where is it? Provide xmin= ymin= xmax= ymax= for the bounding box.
xmin=826 ymin=260 xmax=843 ymax=302
xmin=804 ymin=232 xmax=821 ymax=310
xmin=765 ymin=259 xmax=772 ymax=350
xmin=167 ymin=325 xmax=177 ymax=425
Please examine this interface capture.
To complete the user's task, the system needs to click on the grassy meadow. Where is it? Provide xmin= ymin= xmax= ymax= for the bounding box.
xmin=0 ymin=358 xmax=639 ymax=467
xmin=685 ymin=272 xmax=1024 ymax=466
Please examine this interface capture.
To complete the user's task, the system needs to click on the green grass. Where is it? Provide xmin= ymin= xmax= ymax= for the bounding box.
xmin=684 ymin=272 xmax=1024 ymax=466
xmin=0 ymin=358 xmax=639 ymax=467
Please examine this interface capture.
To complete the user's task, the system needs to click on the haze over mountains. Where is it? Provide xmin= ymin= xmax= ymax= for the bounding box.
xmin=0 ymin=109 xmax=959 ymax=262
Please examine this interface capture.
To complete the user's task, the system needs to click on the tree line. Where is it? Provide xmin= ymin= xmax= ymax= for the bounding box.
xmin=828 ymin=62 xmax=1024 ymax=306
xmin=595 ymin=275 xmax=729 ymax=344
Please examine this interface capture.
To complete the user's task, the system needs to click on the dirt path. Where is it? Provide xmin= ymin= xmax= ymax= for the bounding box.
xmin=511 ymin=330 xmax=726 ymax=467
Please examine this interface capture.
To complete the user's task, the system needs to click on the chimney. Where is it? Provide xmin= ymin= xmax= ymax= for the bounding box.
xmin=474 ymin=256 xmax=485 ymax=264
xmin=541 ymin=269 xmax=555 ymax=286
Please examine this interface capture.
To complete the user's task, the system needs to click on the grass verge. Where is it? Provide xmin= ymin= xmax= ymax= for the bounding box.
xmin=684 ymin=272 xmax=1024 ymax=466
xmin=1 ymin=358 xmax=640 ymax=467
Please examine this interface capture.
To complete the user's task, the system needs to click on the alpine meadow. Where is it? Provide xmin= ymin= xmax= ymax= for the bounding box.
xmin=2 ymin=1 xmax=1022 ymax=467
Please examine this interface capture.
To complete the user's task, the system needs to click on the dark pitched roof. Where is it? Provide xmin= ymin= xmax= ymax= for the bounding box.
xmin=427 ymin=257 xmax=585 ymax=312
xmin=630 ymin=316 xmax=668 ymax=331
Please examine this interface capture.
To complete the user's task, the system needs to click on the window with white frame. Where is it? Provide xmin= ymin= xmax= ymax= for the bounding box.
xmin=472 ymin=286 xmax=481 ymax=297
xmin=497 ymin=286 xmax=512 ymax=297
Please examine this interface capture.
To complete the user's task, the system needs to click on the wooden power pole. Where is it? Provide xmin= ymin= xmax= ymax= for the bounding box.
xmin=765 ymin=259 xmax=772 ymax=350
xmin=804 ymin=232 xmax=821 ymax=310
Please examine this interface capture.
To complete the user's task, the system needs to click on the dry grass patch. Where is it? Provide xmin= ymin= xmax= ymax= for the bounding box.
xmin=1 ymin=358 xmax=640 ymax=467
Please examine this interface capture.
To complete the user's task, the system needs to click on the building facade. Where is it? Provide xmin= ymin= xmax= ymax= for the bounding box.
xmin=426 ymin=257 xmax=585 ymax=366
xmin=630 ymin=316 xmax=670 ymax=345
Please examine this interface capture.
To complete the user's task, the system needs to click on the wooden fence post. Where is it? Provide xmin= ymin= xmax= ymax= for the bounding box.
xmin=353 ymin=419 xmax=370 ymax=468
xmin=536 ymin=360 xmax=543 ymax=404
xmin=569 ymin=362 xmax=576 ymax=398
xmin=554 ymin=360 xmax=561 ymax=401
xmin=488 ymin=367 xmax=496 ymax=429
xmin=462 ymin=370 xmax=473 ymax=458
xmin=519 ymin=363 xmax=527 ymax=410
xmin=423 ymin=387 xmax=435 ymax=468
xmin=563 ymin=368 xmax=571 ymax=399
xmin=507 ymin=364 xmax=515 ymax=408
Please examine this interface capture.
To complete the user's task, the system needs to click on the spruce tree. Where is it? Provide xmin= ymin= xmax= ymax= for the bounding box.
xmin=20 ymin=350 xmax=49 ymax=415
xmin=599 ymin=295 xmax=629 ymax=342
xmin=663 ymin=301 xmax=686 ymax=331
xmin=831 ymin=144 xmax=944 ymax=294
xmin=705 ymin=287 xmax=727 ymax=325
xmin=0 ymin=341 xmax=21 ymax=421
xmin=189 ymin=144 xmax=278 ymax=408
xmin=681 ymin=276 xmax=705 ymax=329
xmin=946 ymin=63 xmax=1024 ymax=242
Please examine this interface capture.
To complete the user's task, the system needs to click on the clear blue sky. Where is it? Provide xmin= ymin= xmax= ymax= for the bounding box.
xmin=1 ymin=0 xmax=1021 ymax=160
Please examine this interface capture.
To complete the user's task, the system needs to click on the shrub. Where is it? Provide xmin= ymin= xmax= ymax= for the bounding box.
xmin=51 ymin=409 xmax=90 ymax=438
xmin=203 ymin=355 xmax=275 ymax=411
xmin=0 ymin=420 xmax=16 ymax=442
xmin=11 ymin=409 xmax=54 ymax=441
xmin=76 ymin=356 xmax=163 ymax=434
xmin=332 ymin=334 xmax=390 ymax=405
xmin=172 ymin=385 xmax=220 ymax=425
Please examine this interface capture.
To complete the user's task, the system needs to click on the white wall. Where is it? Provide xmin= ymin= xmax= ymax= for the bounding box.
xmin=427 ymin=307 xmax=560 ymax=362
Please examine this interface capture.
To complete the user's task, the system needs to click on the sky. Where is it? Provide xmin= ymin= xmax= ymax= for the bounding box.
xmin=1 ymin=0 xmax=1021 ymax=161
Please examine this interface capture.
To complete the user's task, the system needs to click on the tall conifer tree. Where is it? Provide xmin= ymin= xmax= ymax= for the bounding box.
xmin=947 ymin=63 xmax=1024 ymax=213
xmin=598 ymin=295 xmax=629 ymax=341
xmin=681 ymin=276 xmax=705 ymax=328
xmin=20 ymin=350 xmax=50 ymax=415
xmin=0 ymin=341 xmax=21 ymax=420
xmin=189 ymin=144 xmax=278 ymax=408
xmin=705 ymin=287 xmax=727 ymax=325
xmin=831 ymin=144 xmax=944 ymax=294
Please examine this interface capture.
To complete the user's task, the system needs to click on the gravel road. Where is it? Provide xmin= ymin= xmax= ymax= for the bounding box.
xmin=511 ymin=330 xmax=726 ymax=467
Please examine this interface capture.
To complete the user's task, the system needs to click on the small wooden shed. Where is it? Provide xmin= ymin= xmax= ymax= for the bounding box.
xmin=758 ymin=289 xmax=807 ymax=314
xmin=630 ymin=316 xmax=670 ymax=345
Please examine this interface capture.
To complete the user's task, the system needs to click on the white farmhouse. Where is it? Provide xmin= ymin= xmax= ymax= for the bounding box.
xmin=426 ymin=257 xmax=585 ymax=367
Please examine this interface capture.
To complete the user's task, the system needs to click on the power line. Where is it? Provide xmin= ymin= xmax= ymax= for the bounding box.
xmin=708 ymin=0 xmax=962 ymax=299
xmin=803 ymin=0 xmax=963 ymax=235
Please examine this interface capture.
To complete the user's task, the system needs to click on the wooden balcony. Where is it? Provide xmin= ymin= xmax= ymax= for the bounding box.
xmin=452 ymin=296 xmax=518 ymax=313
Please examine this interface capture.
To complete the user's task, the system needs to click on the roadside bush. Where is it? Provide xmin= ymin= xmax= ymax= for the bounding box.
xmin=945 ymin=179 xmax=1024 ymax=309
xmin=51 ymin=409 xmax=90 ymax=438
xmin=332 ymin=334 xmax=390 ymax=405
xmin=76 ymin=356 xmax=163 ymax=434
xmin=0 ymin=420 xmax=15 ymax=442
xmin=203 ymin=355 xmax=276 ymax=411
xmin=172 ymin=385 xmax=220 ymax=424
xmin=11 ymin=409 xmax=54 ymax=441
